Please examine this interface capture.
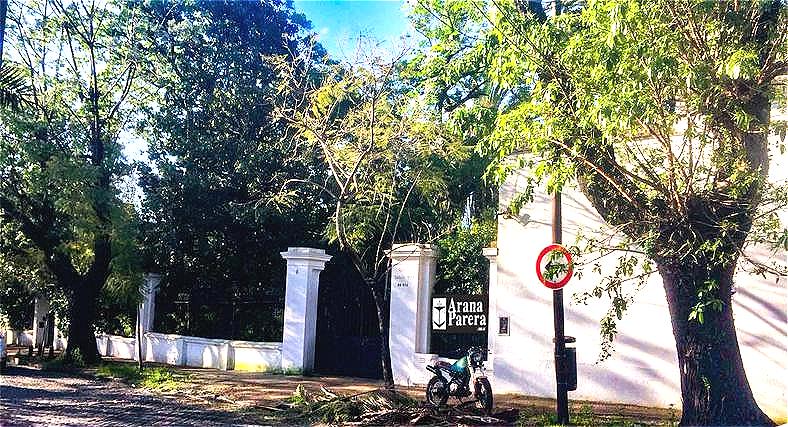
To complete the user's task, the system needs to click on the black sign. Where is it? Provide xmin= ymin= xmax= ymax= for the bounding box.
xmin=431 ymin=295 xmax=488 ymax=333
xmin=498 ymin=316 xmax=510 ymax=335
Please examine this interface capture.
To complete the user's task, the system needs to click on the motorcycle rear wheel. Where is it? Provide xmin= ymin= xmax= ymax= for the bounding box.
xmin=426 ymin=376 xmax=449 ymax=407
xmin=474 ymin=377 xmax=493 ymax=415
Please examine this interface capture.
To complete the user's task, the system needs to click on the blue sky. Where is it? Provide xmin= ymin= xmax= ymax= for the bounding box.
xmin=293 ymin=0 xmax=414 ymax=59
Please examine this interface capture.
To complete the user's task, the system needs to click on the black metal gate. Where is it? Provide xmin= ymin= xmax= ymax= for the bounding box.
xmin=314 ymin=251 xmax=382 ymax=378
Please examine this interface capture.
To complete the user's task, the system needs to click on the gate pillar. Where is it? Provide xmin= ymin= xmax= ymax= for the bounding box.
xmin=140 ymin=274 xmax=161 ymax=333
xmin=483 ymin=247 xmax=499 ymax=372
xmin=388 ymin=243 xmax=439 ymax=385
xmin=281 ymin=247 xmax=332 ymax=373
xmin=136 ymin=273 xmax=161 ymax=361
xmin=32 ymin=295 xmax=50 ymax=348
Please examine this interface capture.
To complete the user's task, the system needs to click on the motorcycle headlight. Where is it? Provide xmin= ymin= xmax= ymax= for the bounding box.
xmin=471 ymin=350 xmax=483 ymax=364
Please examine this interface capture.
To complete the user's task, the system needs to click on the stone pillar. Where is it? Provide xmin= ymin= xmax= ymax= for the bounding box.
xmin=483 ymin=247 xmax=499 ymax=372
xmin=136 ymin=273 xmax=161 ymax=361
xmin=140 ymin=274 xmax=161 ymax=333
xmin=32 ymin=295 xmax=50 ymax=348
xmin=388 ymin=243 xmax=439 ymax=386
xmin=280 ymin=247 xmax=332 ymax=373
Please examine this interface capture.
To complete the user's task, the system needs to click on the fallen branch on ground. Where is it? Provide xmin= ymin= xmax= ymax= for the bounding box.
xmin=258 ymin=384 xmax=518 ymax=425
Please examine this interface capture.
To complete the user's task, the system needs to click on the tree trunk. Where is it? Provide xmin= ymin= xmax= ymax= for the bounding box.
xmin=657 ymin=260 xmax=774 ymax=426
xmin=65 ymin=280 xmax=101 ymax=364
xmin=370 ymin=283 xmax=394 ymax=387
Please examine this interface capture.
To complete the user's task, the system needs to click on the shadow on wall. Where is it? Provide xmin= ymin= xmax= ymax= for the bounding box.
xmin=494 ymin=173 xmax=787 ymax=420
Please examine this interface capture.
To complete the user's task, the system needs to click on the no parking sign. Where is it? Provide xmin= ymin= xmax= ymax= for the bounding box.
xmin=535 ymin=244 xmax=574 ymax=290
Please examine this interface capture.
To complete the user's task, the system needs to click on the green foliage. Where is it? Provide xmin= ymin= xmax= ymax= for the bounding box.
xmin=134 ymin=0 xmax=326 ymax=340
xmin=0 ymin=64 xmax=29 ymax=110
xmin=96 ymin=362 xmax=188 ymax=392
xmin=0 ymin=221 xmax=51 ymax=329
xmin=413 ymin=0 xmax=787 ymax=362
xmin=1 ymin=0 xmax=145 ymax=359
xmin=435 ymin=215 xmax=497 ymax=295
xmin=0 ymin=283 xmax=33 ymax=330
xmin=688 ymin=280 xmax=724 ymax=324
xmin=273 ymin=39 xmax=465 ymax=286
xmin=516 ymin=402 xmax=672 ymax=426
xmin=44 ymin=348 xmax=86 ymax=371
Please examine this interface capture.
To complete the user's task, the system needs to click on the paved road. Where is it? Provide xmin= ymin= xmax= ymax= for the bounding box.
xmin=0 ymin=366 xmax=253 ymax=426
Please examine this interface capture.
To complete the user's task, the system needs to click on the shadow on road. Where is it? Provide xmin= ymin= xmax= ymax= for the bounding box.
xmin=0 ymin=366 xmax=251 ymax=426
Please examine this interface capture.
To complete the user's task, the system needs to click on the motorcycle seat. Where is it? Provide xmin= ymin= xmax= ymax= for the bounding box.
xmin=435 ymin=360 xmax=452 ymax=370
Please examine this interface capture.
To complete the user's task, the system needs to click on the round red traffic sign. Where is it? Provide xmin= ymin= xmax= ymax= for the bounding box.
xmin=536 ymin=244 xmax=573 ymax=290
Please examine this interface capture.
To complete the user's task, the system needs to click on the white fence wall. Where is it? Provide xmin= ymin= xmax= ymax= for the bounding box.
xmin=105 ymin=335 xmax=136 ymax=360
xmin=8 ymin=330 xmax=34 ymax=346
xmin=183 ymin=335 xmax=230 ymax=370
xmin=97 ymin=332 xmax=283 ymax=372
xmin=3 ymin=330 xmax=63 ymax=350
xmin=144 ymin=332 xmax=185 ymax=366
xmin=230 ymin=340 xmax=282 ymax=371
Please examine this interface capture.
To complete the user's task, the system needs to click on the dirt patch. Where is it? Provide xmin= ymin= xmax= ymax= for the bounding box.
xmin=91 ymin=359 xmax=679 ymax=425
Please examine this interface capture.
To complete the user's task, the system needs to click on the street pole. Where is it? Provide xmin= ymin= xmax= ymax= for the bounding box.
xmin=552 ymin=192 xmax=569 ymax=424
xmin=550 ymin=0 xmax=569 ymax=421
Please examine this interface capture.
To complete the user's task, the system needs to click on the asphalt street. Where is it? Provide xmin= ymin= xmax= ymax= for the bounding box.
xmin=0 ymin=366 xmax=252 ymax=426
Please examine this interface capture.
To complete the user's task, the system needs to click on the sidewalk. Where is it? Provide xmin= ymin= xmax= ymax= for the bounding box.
xmin=96 ymin=358 xmax=677 ymax=425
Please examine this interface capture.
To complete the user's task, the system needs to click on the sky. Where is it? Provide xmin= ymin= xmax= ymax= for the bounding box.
xmin=292 ymin=0 xmax=415 ymax=59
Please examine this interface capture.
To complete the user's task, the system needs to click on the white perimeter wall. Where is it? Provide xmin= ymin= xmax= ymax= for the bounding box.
xmin=494 ymin=140 xmax=787 ymax=420
xmin=97 ymin=333 xmax=282 ymax=372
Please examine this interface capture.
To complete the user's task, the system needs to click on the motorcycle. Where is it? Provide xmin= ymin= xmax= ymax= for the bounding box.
xmin=425 ymin=346 xmax=493 ymax=415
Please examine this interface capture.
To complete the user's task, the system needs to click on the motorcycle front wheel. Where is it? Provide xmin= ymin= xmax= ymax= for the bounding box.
xmin=426 ymin=376 xmax=449 ymax=407
xmin=474 ymin=377 xmax=493 ymax=415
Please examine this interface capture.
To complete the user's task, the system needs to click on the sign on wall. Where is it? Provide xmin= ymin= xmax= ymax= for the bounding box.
xmin=431 ymin=295 xmax=488 ymax=333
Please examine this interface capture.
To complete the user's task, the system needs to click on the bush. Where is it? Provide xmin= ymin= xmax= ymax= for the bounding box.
xmin=42 ymin=348 xmax=86 ymax=372
xmin=435 ymin=217 xmax=496 ymax=295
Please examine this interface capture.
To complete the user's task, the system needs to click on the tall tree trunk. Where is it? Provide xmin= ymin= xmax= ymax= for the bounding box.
xmin=370 ymin=283 xmax=393 ymax=387
xmin=64 ymin=280 xmax=101 ymax=364
xmin=658 ymin=259 xmax=774 ymax=426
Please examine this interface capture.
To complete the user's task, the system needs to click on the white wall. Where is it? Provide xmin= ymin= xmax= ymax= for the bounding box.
xmin=144 ymin=332 xmax=185 ymax=366
xmin=104 ymin=334 xmax=137 ymax=360
xmin=6 ymin=330 xmax=34 ymax=346
xmin=183 ymin=336 xmax=230 ymax=370
xmin=98 ymin=332 xmax=283 ymax=373
xmin=493 ymin=136 xmax=787 ymax=420
xmin=231 ymin=340 xmax=282 ymax=372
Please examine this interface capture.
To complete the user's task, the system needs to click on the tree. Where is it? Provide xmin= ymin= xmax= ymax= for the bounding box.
xmin=0 ymin=223 xmax=48 ymax=331
xmin=0 ymin=0 xmax=142 ymax=363
xmin=0 ymin=0 xmax=30 ymax=113
xmin=133 ymin=0 xmax=329 ymax=340
xmin=412 ymin=0 xmax=786 ymax=424
xmin=274 ymin=41 xmax=463 ymax=384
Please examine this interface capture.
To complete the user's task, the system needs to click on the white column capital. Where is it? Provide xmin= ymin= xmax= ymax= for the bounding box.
xmin=280 ymin=247 xmax=332 ymax=268
xmin=387 ymin=243 xmax=440 ymax=261
xmin=143 ymin=273 xmax=162 ymax=294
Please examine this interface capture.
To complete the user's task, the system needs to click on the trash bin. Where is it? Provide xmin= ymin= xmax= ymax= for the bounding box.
xmin=564 ymin=336 xmax=577 ymax=391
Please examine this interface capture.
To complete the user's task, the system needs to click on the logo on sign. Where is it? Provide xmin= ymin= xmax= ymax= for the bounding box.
xmin=432 ymin=298 xmax=447 ymax=330
xmin=432 ymin=295 xmax=488 ymax=333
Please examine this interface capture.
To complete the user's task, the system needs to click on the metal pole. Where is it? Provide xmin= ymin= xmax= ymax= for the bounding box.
xmin=552 ymin=192 xmax=569 ymax=424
